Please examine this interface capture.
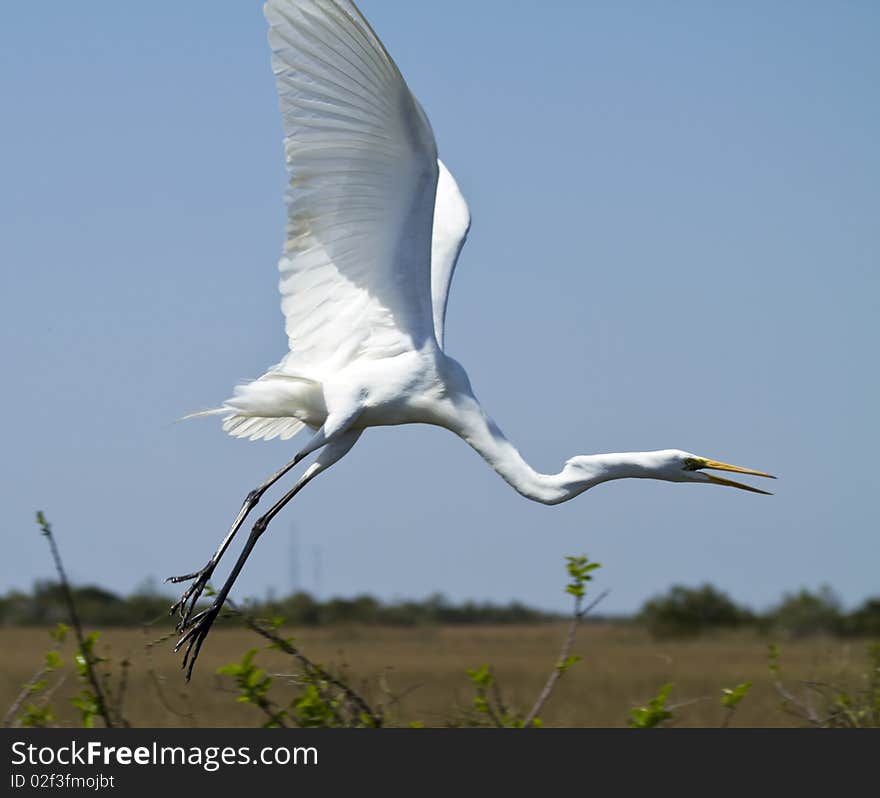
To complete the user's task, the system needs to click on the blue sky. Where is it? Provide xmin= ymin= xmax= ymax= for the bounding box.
xmin=1 ymin=1 xmax=877 ymax=614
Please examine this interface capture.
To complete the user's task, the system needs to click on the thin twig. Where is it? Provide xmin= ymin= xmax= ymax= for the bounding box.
xmin=142 ymin=626 xmax=199 ymax=724
xmin=523 ymin=589 xmax=609 ymax=728
xmin=113 ymin=659 xmax=131 ymax=728
xmin=490 ymin=669 xmax=510 ymax=721
xmin=375 ymin=670 xmax=423 ymax=715
xmin=36 ymin=513 xmax=115 ymax=728
xmin=148 ymin=670 xmax=199 ymax=724
xmin=481 ymin=667 xmax=505 ymax=727
xmin=773 ymin=679 xmax=823 ymax=727
xmin=39 ymin=674 xmax=69 ymax=710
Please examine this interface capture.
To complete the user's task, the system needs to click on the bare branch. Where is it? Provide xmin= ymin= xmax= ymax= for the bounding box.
xmin=113 ymin=659 xmax=131 ymax=728
xmin=523 ymin=589 xmax=609 ymax=728
xmin=773 ymin=678 xmax=823 ymax=727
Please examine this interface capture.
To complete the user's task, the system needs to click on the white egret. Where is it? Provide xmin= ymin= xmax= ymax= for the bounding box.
xmin=171 ymin=0 xmax=774 ymax=678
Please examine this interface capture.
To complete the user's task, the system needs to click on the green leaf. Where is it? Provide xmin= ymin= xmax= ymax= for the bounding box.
xmin=71 ymin=690 xmax=98 ymax=728
xmin=44 ymin=650 xmax=62 ymax=670
xmin=18 ymin=703 xmax=55 ymax=728
xmin=628 ymin=683 xmax=674 ymax=728
xmin=721 ymin=682 xmax=752 ymax=710
xmin=563 ymin=555 xmax=601 ymax=597
xmin=466 ymin=665 xmax=493 ymax=688
xmin=768 ymin=643 xmax=781 ymax=678
xmin=50 ymin=623 xmax=69 ymax=643
xmin=556 ymin=655 xmax=582 ymax=674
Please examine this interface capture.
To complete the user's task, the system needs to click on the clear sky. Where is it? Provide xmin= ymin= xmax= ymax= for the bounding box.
xmin=1 ymin=1 xmax=877 ymax=614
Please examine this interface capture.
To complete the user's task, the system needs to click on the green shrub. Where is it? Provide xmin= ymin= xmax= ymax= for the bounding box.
xmin=765 ymin=586 xmax=844 ymax=638
xmin=637 ymin=584 xmax=752 ymax=638
xmin=846 ymin=599 xmax=880 ymax=638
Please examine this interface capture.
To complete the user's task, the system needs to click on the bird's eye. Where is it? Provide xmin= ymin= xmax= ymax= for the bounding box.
xmin=683 ymin=458 xmax=703 ymax=471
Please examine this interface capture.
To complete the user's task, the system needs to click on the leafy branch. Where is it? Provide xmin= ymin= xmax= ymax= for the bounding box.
xmin=523 ymin=556 xmax=607 ymax=728
xmin=628 ymin=682 xmax=675 ymax=728
xmin=768 ymin=642 xmax=880 ymax=728
xmin=2 ymin=623 xmax=68 ymax=728
xmin=217 ymin=649 xmax=291 ymax=728
xmin=720 ymin=681 xmax=752 ymax=728
xmin=222 ymin=599 xmax=382 ymax=728
xmin=36 ymin=512 xmax=118 ymax=728
xmin=454 ymin=555 xmax=606 ymax=728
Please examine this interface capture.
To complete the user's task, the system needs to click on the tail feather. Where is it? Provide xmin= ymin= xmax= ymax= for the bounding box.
xmin=181 ymin=407 xmax=307 ymax=442
xmin=180 ymin=408 xmax=227 ymax=421
xmin=181 ymin=368 xmax=318 ymax=443
xmin=222 ymin=415 xmax=306 ymax=442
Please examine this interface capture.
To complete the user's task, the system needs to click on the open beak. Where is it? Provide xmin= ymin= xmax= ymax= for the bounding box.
xmin=699 ymin=459 xmax=776 ymax=495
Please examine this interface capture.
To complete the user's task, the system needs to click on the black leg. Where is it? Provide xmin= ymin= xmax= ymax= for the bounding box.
xmin=173 ymin=428 xmax=362 ymax=680
xmin=166 ymin=437 xmax=321 ymax=629
xmin=174 ymin=468 xmax=318 ymax=680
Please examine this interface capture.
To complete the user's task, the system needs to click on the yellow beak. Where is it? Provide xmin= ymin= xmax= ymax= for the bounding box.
xmin=700 ymin=459 xmax=776 ymax=495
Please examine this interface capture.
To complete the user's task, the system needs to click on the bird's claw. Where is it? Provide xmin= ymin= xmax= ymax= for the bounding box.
xmin=173 ymin=603 xmax=220 ymax=681
xmin=166 ymin=564 xmax=214 ymax=631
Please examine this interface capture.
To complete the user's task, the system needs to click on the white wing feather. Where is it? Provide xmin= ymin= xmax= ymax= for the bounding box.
xmin=431 ymin=160 xmax=471 ymax=350
xmin=213 ymin=1 xmax=472 ymax=441
xmin=265 ymin=0 xmax=439 ymax=378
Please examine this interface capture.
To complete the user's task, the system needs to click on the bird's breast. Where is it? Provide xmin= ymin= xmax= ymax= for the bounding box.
xmin=337 ymin=349 xmax=460 ymax=430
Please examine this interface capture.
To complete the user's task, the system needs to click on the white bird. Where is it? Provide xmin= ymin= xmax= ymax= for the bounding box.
xmin=170 ymin=0 xmax=774 ymax=677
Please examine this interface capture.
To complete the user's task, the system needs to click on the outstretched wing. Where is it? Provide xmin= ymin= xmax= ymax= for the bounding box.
xmin=265 ymin=0 xmax=439 ymax=377
xmin=430 ymin=160 xmax=471 ymax=351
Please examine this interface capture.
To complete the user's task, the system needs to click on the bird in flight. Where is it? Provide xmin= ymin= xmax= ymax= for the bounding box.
xmin=170 ymin=0 xmax=774 ymax=678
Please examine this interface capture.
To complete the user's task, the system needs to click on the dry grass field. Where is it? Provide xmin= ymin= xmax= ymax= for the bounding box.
xmin=1 ymin=624 xmax=874 ymax=728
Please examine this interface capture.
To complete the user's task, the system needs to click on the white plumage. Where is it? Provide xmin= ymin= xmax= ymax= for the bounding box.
xmin=171 ymin=0 xmax=774 ymax=678
xmin=216 ymin=1 xmax=471 ymax=442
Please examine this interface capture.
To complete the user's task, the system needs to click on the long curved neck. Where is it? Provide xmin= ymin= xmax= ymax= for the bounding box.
xmin=451 ymin=401 xmax=665 ymax=505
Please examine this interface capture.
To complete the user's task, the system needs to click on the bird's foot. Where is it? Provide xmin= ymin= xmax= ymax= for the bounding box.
xmin=173 ymin=603 xmax=221 ymax=681
xmin=166 ymin=564 xmax=214 ymax=632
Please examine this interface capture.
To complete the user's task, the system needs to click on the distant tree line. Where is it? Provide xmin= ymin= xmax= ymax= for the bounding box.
xmin=0 ymin=579 xmax=877 ymax=637
xmin=636 ymin=584 xmax=880 ymax=639
xmin=0 ymin=580 xmax=561 ymax=628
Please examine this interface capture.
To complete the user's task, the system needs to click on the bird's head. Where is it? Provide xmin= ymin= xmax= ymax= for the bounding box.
xmin=563 ymin=449 xmax=776 ymax=495
xmin=654 ymin=450 xmax=776 ymax=494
